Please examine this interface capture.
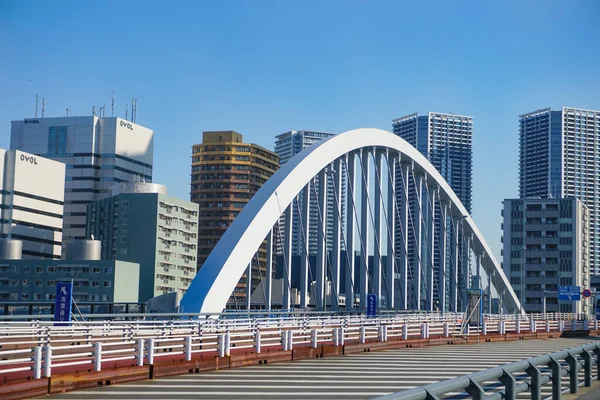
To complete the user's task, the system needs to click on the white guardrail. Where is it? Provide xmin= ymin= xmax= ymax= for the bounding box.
xmin=0 ymin=313 xmax=595 ymax=380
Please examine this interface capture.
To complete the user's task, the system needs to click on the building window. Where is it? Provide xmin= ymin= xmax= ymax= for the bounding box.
xmin=35 ymin=280 xmax=42 ymax=286
xmin=92 ymin=267 xmax=101 ymax=273
xmin=22 ymin=280 xmax=30 ymax=286
xmin=102 ymin=294 xmax=111 ymax=301
xmin=91 ymin=281 xmax=99 ymax=287
xmin=23 ymin=266 xmax=31 ymax=273
xmin=47 ymin=266 xmax=55 ymax=273
xmin=47 ymin=126 xmax=68 ymax=156
xmin=21 ymin=293 xmax=29 ymax=300
xmin=10 ymin=279 xmax=18 ymax=286
xmin=34 ymin=293 xmax=42 ymax=300
xmin=120 ymin=236 xmax=128 ymax=243
xmin=103 ymin=281 xmax=112 ymax=287
xmin=104 ymin=267 xmax=113 ymax=274
xmin=36 ymin=266 xmax=44 ymax=273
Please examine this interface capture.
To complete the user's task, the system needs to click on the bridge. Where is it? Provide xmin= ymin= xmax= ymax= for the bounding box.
xmin=1 ymin=128 xmax=596 ymax=399
xmin=181 ymin=128 xmax=520 ymax=315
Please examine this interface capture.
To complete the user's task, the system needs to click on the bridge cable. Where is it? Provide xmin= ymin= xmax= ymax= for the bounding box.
xmin=356 ymin=149 xmax=392 ymax=308
xmin=383 ymin=155 xmax=418 ymax=309
xmin=293 ymin=184 xmax=318 ymax=309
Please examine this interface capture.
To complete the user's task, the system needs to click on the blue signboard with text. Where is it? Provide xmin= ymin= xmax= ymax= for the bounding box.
xmin=54 ymin=282 xmax=73 ymax=325
xmin=558 ymin=285 xmax=580 ymax=301
xmin=366 ymin=294 xmax=377 ymax=317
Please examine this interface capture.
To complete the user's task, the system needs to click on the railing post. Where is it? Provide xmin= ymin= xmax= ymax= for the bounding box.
xmin=548 ymin=356 xmax=562 ymax=399
xmin=136 ymin=338 xmax=144 ymax=367
xmin=333 ymin=328 xmax=339 ymax=346
xmin=583 ymin=350 xmax=593 ymax=387
xmin=526 ymin=362 xmax=542 ymax=400
xmin=482 ymin=320 xmax=487 ymax=335
xmin=282 ymin=330 xmax=289 ymax=351
xmin=378 ymin=325 xmax=385 ymax=342
xmin=530 ymin=319 xmax=536 ymax=333
xmin=184 ymin=336 xmax=192 ymax=361
xmin=147 ymin=338 xmax=155 ymax=365
xmin=360 ymin=326 xmax=366 ymax=344
xmin=93 ymin=342 xmax=102 ymax=372
xmin=288 ymin=330 xmax=294 ymax=351
xmin=338 ymin=326 xmax=345 ymax=346
xmin=595 ymin=344 xmax=600 ymax=381
xmin=43 ymin=345 xmax=52 ymax=378
xmin=571 ymin=320 xmax=577 ymax=331
xmin=566 ymin=352 xmax=579 ymax=394
xmin=465 ymin=378 xmax=485 ymax=400
xmin=443 ymin=322 xmax=449 ymax=337
xmin=311 ymin=329 xmax=318 ymax=348
xmin=595 ymin=319 xmax=599 ymax=331
xmin=403 ymin=323 xmax=408 ymax=340
xmin=33 ymin=346 xmax=42 ymax=380
xmin=584 ymin=319 xmax=589 ymax=331
xmin=546 ymin=320 xmax=550 ymax=333
xmin=421 ymin=323 xmax=429 ymax=339
xmin=255 ymin=330 xmax=261 ymax=354
xmin=499 ymin=370 xmax=516 ymax=400
xmin=516 ymin=319 xmax=520 ymax=334
xmin=559 ymin=320 xmax=565 ymax=332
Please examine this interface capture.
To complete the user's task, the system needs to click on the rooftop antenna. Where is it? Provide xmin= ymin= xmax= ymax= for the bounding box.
xmin=65 ymin=108 xmax=70 ymax=117
xmin=92 ymin=106 xmax=96 ymax=116
xmin=101 ymin=105 xmax=106 ymax=117
xmin=125 ymin=104 xmax=128 ymax=120
xmin=35 ymin=95 xmax=38 ymax=118
xmin=41 ymin=97 xmax=45 ymax=118
xmin=111 ymin=91 xmax=115 ymax=117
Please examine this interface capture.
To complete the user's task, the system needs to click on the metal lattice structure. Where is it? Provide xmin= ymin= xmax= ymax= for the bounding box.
xmin=180 ymin=128 xmax=521 ymax=315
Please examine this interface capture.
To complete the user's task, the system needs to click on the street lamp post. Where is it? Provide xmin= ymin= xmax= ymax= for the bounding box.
xmin=520 ymin=246 xmax=526 ymax=315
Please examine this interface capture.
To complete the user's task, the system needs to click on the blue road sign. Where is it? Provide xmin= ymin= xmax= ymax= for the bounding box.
xmin=366 ymin=294 xmax=377 ymax=317
xmin=558 ymin=285 xmax=580 ymax=301
xmin=54 ymin=282 xmax=73 ymax=325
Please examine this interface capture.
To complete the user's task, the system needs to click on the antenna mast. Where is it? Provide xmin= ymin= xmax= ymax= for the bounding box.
xmin=111 ymin=91 xmax=115 ymax=117
xmin=41 ymin=98 xmax=45 ymax=118
xmin=35 ymin=95 xmax=38 ymax=118
xmin=125 ymin=104 xmax=128 ymax=120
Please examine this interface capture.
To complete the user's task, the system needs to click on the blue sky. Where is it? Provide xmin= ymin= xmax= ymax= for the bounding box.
xmin=1 ymin=0 xmax=599 ymax=259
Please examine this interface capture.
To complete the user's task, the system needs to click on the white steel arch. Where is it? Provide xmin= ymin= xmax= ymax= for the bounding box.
xmin=180 ymin=128 xmax=521 ymax=315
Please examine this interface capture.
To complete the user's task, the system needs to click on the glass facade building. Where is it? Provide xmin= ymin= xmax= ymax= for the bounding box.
xmin=274 ymin=130 xmax=345 ymax=256
xmin=392 ymin=112 xmax=473 ymax=310
xmin=519 ymin=107 xmax=600 ymax=274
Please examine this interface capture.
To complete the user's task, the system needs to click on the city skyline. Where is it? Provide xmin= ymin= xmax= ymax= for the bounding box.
xmin=1 ymin=1 xmax=599 ymax=262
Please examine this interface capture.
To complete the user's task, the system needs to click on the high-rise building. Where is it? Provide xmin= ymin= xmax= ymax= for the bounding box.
xmin=86 ymin=182 xmax=198 ymax=302
xmin=190 ymin=131 xmax=279 ymax=308
xmin=519 ymin=107 xmax=600 ymax=274
xmin=502 ymin=198 xmax=590 ymax=314
xmin=393 ymin=113 xmax=472 ymax=212
xmin=392 ymin=112 xmax=473 ymax=310
xmin=0 ymin=149 xmax=65 ymax=259
xmin=274 ymin=130 xmax=344 ymax=256
xmin=10 ymin=116 xmax=153 ymax=245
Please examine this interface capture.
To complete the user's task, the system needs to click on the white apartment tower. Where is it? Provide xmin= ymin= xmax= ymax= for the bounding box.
xmin=10 ymin=116 xmax=154 ymax=245
xmin=0 ymin=149 xmax=65 ymax=259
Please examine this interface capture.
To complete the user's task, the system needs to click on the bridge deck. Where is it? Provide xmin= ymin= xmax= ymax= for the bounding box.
xmin=41 ymin=337 xmax=597 ymax=400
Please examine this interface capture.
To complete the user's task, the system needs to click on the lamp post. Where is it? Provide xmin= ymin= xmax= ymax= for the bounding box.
xmin=520 ymin=246 xmax=526 ymax=315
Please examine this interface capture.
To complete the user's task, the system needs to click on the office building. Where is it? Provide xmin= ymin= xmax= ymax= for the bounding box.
xmin=502 ymin=198 xmax=590 ymax=314
xmin=274 ymin=130 xmax=344 ymax=256
xmin=519 ymin=107 xmax=600 ymax=274
xmin=191 ymin=131 xmax=279 ymax=307
xmin=0 ymin=149 xmax=65 ymax=259
xmin=0 ymin=238 xmax=139 ymax=303
xmin=10 ymin=116 xmax=153 ymax=245
xmin=392 ymin=112 xmax=473 ymax=310
xmin=86 ymin=182 xmax=198 ymax=302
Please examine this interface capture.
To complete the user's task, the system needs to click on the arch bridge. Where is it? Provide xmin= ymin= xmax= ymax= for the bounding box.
xmin=181 ymin=128 xmax=520 ymax=315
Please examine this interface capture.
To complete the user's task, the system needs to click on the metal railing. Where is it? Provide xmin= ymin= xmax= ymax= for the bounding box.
xmin=375 ymin=341 xmax=600 ymax=400
xmin=0 ymin=313 xmax=596 ymax=382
